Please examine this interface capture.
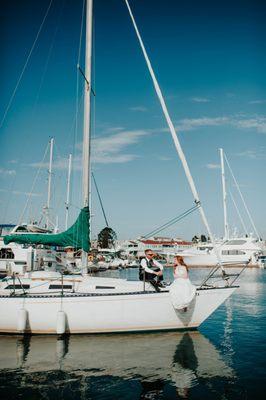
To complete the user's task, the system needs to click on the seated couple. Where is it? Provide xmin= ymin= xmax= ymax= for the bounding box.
xmin=139 ymin=250 xmax=196 ymax=310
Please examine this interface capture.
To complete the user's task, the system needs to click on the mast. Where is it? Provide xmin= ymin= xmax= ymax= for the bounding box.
xmin=82 ymin=0 xmax=93 ymax=270
xmin=228 ymin=189 xmax=249 ymax=236
xmin=124 ymin=0 xmax=223 ymax=269
xmin=220 ymin=148 xmax=229 ymax=240
xmin=65 ymin=153 xmax=72 ymax=230
xmin=46 ymin=137 xmax=54 ymax=229
xmin=224 ymin=153 xmax=260 ymax=240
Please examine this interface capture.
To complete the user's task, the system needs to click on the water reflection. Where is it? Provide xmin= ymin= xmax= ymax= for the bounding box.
xmin=0 ymin=331 xmax=234 ymax=399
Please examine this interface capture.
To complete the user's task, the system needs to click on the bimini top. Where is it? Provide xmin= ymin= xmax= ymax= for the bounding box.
xmin=3 ymin=207 xmax=90 ymax=252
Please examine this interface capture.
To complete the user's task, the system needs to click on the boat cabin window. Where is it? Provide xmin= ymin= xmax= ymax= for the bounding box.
xmin=0 ymin=225 xmax=16 ymax=236
xmin=5 ymin=284 xmax=30 ymax=289
xmin=14 ymin=226 xmax=28 ymax=232
xmin=95 ymin=286 xmax=115 ymax=289
xmin=0 ymin=248 xmax=15 ymax=259
xmin=221 ymin=250 xmax=246 ymax=255
xmin=49 ymin=284 xmax=73 ymax=290
xmin=224 ymin=240 xmax=247 ymax=245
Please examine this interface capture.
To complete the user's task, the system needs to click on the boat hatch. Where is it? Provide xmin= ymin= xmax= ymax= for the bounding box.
xmin=95 ymin=286 xmax=115 ymax=289
xmin=49 ymin=284 xmax=73 ymax=290
xmin=5 ymin=284 xmax=30 ymax=289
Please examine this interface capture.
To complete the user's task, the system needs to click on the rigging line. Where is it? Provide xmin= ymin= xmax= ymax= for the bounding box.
xmin=31 ymin=0 xmax=66 ymax=117
xmin=77 ymin=0 xmax=86 ymax=65
xmin=145 ymin=206 xmax=200 ymax=237
xmin=228 ymin=189 xmax=249 ymax=236
xmin=74 ymin=0 xmax=86 ymax=154
xmin=148 ymin=209 xmax=199 ymax=237
xmin=90 ymin=16 xmax=96 ymax=238
xmin=144 ymin=205 xmax=199 ymax=238
xmin=124 ymin=0 xmax=224 ymax=272
xmin=1 ymin=171 xmax=18 ymax=223
xmin=143 ymin=204 xmax=200 ymax=238
xmin=224 ymin=153 xmax=260 ymax=239
xmin=70 ymin=0 xmax=85 ymax=222
xmin=51 ymin=141 xmax=67 ymax=222
xmin=0 ymin=0 xmax=54 ymax=129
xmin=91 ymin=172 xmax=109 ymax=227
xmin=19 ymin=142 xmax=50 ymax=224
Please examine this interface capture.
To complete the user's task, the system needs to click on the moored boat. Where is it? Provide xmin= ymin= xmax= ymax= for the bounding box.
xmin=0 ymin=273 xmax=237 ymax=334
xmin=0 ymin=0 xmax=241 ymax=335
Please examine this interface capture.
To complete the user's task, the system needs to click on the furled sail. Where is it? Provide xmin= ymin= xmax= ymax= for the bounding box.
xmin=4 ymin=207 xmax=90 ymax=252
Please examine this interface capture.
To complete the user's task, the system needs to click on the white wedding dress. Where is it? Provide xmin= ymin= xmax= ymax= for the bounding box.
xmin=169 ymin=265 xmax=196 ymax=310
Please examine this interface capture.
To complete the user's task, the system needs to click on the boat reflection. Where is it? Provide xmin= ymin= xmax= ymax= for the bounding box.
xmin=0 ymin=331 xmax=234 ymax=399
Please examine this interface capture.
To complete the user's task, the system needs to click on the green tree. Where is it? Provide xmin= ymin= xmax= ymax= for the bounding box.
xmin=97 ymin=227 xmax=117 ymax=249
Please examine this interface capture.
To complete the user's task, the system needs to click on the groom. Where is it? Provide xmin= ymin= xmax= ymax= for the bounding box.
xmin=139 ymin=249 xmax=164 ymax=291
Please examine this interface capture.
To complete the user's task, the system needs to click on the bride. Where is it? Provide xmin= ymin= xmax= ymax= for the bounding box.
xmin=169 ymin=256 xmax=196 ymax=311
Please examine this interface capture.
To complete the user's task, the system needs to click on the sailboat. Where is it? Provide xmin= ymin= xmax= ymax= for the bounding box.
xmin=180 ymin=148 xmax=263 ymax=267
xmin=0 ymin=0 xmax=239 ymax=334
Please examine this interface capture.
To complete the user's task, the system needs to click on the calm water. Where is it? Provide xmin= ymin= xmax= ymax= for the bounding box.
xmin=0 ymin=268 xmax=265 ymax=399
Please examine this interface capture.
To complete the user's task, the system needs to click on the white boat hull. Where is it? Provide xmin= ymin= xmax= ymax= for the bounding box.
xmin=183 ymin=253 xmax=258 ymax=267
xmin=0 ymin=286 xmax=237 ymax=334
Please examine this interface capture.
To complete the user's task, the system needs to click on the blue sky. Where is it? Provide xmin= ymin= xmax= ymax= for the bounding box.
xmin=1 ymin=0 xmax=266 ymax=240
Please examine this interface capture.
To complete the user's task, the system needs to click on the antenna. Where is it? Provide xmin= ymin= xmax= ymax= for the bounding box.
xmin=220 ymin=148 xmax=229 ymax=239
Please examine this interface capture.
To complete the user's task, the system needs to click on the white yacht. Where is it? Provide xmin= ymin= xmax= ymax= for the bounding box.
xmin=0 ymin=224 xmax=59 ymax=275
xmin=181 ymin=236 xmax=263 ymax=267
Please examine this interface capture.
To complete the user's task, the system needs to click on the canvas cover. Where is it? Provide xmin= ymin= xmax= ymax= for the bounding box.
xmin=4 ymin=207 xmax=90 ymax=252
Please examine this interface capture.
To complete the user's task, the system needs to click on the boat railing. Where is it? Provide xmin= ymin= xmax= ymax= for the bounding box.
xmin=199 ymin=261 xmax=249 ymax=289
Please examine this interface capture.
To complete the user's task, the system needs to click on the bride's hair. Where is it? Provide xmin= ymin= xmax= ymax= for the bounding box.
xmin=174 ymin=255 xmax=188 ymax=269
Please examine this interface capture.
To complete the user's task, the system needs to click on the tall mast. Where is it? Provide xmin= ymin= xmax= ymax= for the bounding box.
xmin=224 ymin=153 xmax=260 ymax=239
xmin=220 ymin=148 xmax=229 ymax=240
xmin=46 ymin=137 xmax=54 ymax=229
xmin=82 ymin=0 xmax=93 ymax=269
xmin=65 ymin=153 xmax=72 ymax=230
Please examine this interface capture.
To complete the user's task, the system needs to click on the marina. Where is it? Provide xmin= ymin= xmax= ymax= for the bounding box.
xmin=0 ymin=267 xmax=265 ymax=399
xmin=0 ymin=0 xmax=242 ymax=336
xmin=1 ymin=0 xmax=266 ymax=398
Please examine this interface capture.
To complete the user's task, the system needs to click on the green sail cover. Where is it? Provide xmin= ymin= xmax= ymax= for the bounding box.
xmin=4 ymin=207 xmax=90 ymax=252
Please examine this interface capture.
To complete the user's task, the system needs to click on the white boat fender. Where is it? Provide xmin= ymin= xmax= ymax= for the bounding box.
xmin=17 ymin=309 xmax=28 ymax=332
xmin=56 ymin=310 xmax=66 ymax=335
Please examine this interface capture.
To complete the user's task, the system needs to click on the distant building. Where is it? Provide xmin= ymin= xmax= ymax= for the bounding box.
xmin=116 ymin=236 xmax=193 ymax=257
